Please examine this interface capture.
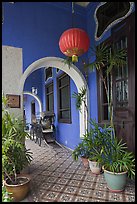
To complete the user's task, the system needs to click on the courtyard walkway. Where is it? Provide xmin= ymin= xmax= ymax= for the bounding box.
xmin=24 ymin=138 xmax=135 ymax=202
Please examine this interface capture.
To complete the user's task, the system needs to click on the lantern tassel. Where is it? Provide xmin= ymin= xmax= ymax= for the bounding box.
xmin=72 ymin=55 xmax=78 ymax=62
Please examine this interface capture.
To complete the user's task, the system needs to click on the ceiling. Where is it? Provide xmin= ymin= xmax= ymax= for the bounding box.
xmin=75 ymin=2 xmax=90 ymax=7
xmin=9 ymin=2 xmax=90 ymax=7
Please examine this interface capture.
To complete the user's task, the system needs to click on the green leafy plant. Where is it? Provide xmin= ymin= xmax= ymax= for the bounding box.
xmin=84 ymin=43 xmax=135 ymax=179
xmin=72 ymin=119 xmax=111 ymax=163
xmin=83 ymin=119 xmax=112 ymax=162
xmin=2 ymin=185 xmax=13 ymax=202
xmin=2 ymin=95 xmax=33 ymax=185
xmin=96 ymin=136 xmax=135 ymax=179
xmin=72 ymin=140 xmax=90 ymax=161
xmin=85 ymin=43 xmax=127 ymax=136
xmin=72 ymin=86 xmax=87 ymax=113
xmin=62 ymin=56 xmax=74 ymax=69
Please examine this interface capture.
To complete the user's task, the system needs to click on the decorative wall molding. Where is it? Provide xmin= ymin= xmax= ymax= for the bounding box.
xmin=94 ymin=2 xmax=134 ymax=41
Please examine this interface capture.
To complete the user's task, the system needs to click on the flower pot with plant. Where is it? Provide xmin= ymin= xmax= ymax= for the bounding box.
xmin=2 ymin=95 xmax=33 ymax=201
xmin=83 ymin=119 xmax=112 ymax=174
xmin=99 ymin=136 xmax=135 ymax=192
xmin=85 ymin=42 xmax=135 ymax=190
xmin=72 ymin=140 xmax=90 ymax=168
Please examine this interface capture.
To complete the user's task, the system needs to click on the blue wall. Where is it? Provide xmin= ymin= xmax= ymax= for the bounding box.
xmin=23 ymin=95 xmax=39 ymax=127
xmin=2 ymin=2 xmax=87 ymax=149
xmin=2 ymin=2 xmax=88 ymax=71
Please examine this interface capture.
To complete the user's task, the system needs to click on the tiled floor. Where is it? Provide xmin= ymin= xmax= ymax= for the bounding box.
xmin=24 ymin=138 xmax=135 ymax=202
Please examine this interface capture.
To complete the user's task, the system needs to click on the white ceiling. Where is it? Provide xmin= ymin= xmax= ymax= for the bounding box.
xmin=75 ymin=2 xmax=90 ymax=7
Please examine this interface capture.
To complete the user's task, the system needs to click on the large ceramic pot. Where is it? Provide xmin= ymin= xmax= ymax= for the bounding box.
xmin=102 ymin=167 xmax=127 ymax=192
xmin=4 ymin=175 xmax=31 ymax=201
xmin=88 ymin=160 xmax=102 ymax=174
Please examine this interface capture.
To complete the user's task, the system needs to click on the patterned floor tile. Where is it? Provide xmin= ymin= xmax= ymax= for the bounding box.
xmin=74 ymin=196 xmax=89 ymax=202
xmin=108 ymin=192 xmax=124 ymax=202
xmin=50 ymin=171 xmax=63 ymax=177
xmin=84 ymin=174 xmax=98 ymax=182
xmin=125 ymin=195 xmax=135 ymax=202
xmin=61 ymin=172 xmax=73 ymax=179
xmin=72 ymin=173 xmax=85 ymax=180
xmin=65 ymin=168 xmax=77 ymax=173
xmin=49 ymin=183 xmax=65 ymax=192
xmin=95 ymin=182 xmax=108 ymax=190
xmin=93 ymin=189 xmax=108 ymax=200
xmin=63 ymin=185 xmax=78 ymax=194
xmin=80 ymin=180 xmax=96 ymax=189
xmin=58 ymin=193 xmax=74 ymax=202
xmin=88 ymin=198 xmax=107 ymax=202
xmin=40 ymin=182 xmax=54 ymax=190
xmin=56 ymin=177 xmax=69 ymax=185
xmin=124 ymin=185 xmax=135 ymax=195
xmin=67 ymin=179 xmax=81 ymax=187
xmin=41 ymin=191 xmax=60 ymax=200
xmin=46 ymin=176 xmax=58 ymax=183
xmin=24 ymin=139 xmax=135 ymax=202
xmin=77 ymin=188 xmax=93 ymax=197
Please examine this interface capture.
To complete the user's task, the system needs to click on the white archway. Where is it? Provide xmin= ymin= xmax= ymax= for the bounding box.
xmin=19 ymin=57 xmax=89 ymax=138
xmin=23 ymin=91 xmax=42 ymax=116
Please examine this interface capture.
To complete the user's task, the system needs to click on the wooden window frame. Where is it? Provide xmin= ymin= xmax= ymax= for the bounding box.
xmin=45 ymin=82 xmax=54 ymax=112
xmin=45 ymin=67 xmax=53 ymax=81
xmin=97 ymin=13 xmax=132 ymax=125
xmin=57 ymin=73 xmax=71 ymax=124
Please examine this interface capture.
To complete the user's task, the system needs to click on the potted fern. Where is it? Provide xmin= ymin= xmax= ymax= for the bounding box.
xmin=2 ymin=95 xmax=33 ymax=201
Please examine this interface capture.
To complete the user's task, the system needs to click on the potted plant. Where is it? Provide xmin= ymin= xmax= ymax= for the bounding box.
xmin=84 ymin=43 xmax=135 ymax=191
xmin=94 ymin=136 xmax=135 ymax=192
xmin=83 ymin=119 xmax=112 ymax=174
xmin=2 ymin=95 xmax=33 ymax=201
xmin=72 ymin=140 xmax=90 ymax=168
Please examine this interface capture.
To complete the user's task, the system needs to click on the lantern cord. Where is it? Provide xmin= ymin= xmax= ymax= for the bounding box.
xmin=71 ymin=2 xmax=74 ymax=28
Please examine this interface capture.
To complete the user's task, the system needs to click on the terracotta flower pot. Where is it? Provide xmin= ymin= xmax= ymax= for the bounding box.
xmin=81 ymin=157 xmax=89 ymax=168
xmin=4 ymin=175 xmax=31 ymax=202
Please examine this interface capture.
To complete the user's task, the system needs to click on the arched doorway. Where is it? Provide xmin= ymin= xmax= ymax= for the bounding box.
xmin=19 ymin=57 xmax=89 ymax=138
xmin=23 ymin=91 xmax=42 ymax=116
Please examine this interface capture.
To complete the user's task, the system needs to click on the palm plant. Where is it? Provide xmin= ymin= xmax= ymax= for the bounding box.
xmin=85 ymin=43 xmax=127 ymax=137
xmin=84 ymin=43 xmax=135 ymax=183
xmin=102 ymin=137 xmax=135 ymax=179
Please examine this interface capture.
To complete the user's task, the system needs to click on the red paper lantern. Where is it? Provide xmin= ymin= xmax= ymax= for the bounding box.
xmin=59 ymin=28 xmax=90 ymax=62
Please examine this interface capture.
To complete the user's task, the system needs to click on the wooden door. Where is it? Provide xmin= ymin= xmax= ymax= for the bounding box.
xmin=112 ymin=12 xmax=135 ymax=154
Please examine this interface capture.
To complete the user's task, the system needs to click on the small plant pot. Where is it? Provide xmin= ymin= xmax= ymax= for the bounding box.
xmin=4 ymin=175 xmax=31 ymax=202
xmin=102 ymin=167 xmax=127 ymax=192
xmin=81 ymin=157 xmax=89 ymax=168
xmin=88 ymin=160 xmax=102 ymax=174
